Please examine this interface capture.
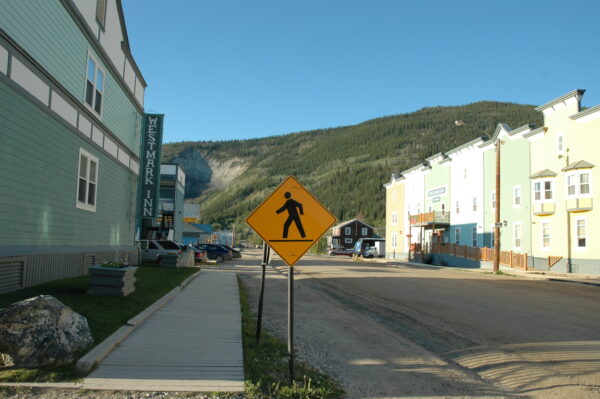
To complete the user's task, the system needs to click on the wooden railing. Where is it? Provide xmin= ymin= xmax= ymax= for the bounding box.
xmin=431 ymin=243 xmax=529 ymax=270
xmin=409 ymin=211 xmax=450 ymax=226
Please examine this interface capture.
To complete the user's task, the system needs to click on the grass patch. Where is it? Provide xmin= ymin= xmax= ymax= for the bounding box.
xmin=0 ymin=265 xmax=198 ymax=382
xmin=238 ymin=277 xmax=344 ymax=399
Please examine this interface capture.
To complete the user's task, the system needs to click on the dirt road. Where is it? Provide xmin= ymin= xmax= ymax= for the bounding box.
xmin=236 ymin=251 xmax=600 ymax=399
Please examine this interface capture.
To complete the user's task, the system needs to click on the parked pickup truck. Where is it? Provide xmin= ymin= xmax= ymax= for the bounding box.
xmin=354 ymin=238 xmax=385 ymax=258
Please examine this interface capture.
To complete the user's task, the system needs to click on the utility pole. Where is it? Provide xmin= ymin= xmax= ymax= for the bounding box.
xmin=493 ymin=140 xmax=501 ymax=273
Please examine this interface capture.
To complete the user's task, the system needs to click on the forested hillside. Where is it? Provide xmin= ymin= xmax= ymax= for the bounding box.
xmin=162 ymin=101 xmax=542 ymax=240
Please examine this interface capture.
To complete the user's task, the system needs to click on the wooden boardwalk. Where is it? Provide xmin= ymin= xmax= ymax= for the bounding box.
xmin=83 ymin=271 xmax=245 ymax=392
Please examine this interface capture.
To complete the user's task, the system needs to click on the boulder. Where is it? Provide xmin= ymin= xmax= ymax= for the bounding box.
xmin=0 ymin=295 xmax=93 ymax=367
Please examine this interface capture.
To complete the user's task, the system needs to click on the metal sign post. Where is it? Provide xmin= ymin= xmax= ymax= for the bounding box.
xmin=256 ymin=242 xmax=271 ymax=344
xmin=288 ymin=266 xmax=295 ymax=383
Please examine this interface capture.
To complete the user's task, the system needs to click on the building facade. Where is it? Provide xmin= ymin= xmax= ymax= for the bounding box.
xmin=386 ymin=89 xmax=600 ymax=275
xmin=330 ymin=219 xmax=375 ymax=249
xmin=156 ymin=164 xmax=186 ymax=243
xmin=384 ymin=174 xmax=406 ymax=259
xmin=527 ymin=90 xmax=600 ymax=274
xmin=0 ymin=0 xmax=146 ymax=293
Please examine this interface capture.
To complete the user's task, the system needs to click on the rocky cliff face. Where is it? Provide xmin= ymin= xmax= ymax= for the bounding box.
xmin=168 ymin=148 xmax=247 ymax=199
xmin=168 ymin=148 xmax=212 ymax=198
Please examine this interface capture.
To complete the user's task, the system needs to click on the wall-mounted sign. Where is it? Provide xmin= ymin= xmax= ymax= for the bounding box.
xmin=139 ymin=114 xmax=164 ymax=218
xmin=428 ymin=186 xmax=446 ymax=197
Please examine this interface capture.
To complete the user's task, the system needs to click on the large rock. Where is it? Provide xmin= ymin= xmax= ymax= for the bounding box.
xmin=0 ymin=295 xmax=93 ymax=367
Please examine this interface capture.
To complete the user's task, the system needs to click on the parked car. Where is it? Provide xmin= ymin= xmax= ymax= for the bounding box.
xmin=219 ymin=244 xmax=242 ymax=259
xmin=194 ymin=243 xmax=232 ymax=263
xmin=328 ymin=247 xmax=354 ymax=256
xmin=137 ymin=240 xmax=182 ymax=264
xmin=189 ymin=246 xmax=208 ymax=264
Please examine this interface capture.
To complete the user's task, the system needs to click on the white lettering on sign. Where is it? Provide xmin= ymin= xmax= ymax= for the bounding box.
xmin=140 ymin=114 xmax=163 ymax=218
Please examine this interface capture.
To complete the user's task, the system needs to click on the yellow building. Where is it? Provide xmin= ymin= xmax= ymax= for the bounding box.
xmin=527 ymin=90 xmax=600 ymax=274
xmin=384 ymin=174 xmax=406 ymax=259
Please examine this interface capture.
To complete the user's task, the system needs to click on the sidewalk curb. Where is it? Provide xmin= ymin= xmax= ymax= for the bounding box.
xmin=74 ymin=270 xmax=203 ymax=374
xmin=75 ymin=325 xmax=135 ymax=374
xmin=0 ymin=382 xmax=83 ymax=389
xmin=388 ymin=261 xmax=600 ymax=287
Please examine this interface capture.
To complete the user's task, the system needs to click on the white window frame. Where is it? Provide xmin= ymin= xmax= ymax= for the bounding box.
xmin=455 ymin=227 xmax=461 ymax=245
xmin=76 ymin=148 xmax=99 ymax=212
xmin=332 ymin=238 xmax=339 ymax=247
xmin=513 ymin=222 xmax=522 ymax=250
xmin=344 ymin=227 xmax=352 ymax=235
xmin=575 ymin=217 xmax=587 ymax=250
xmin=455 ymin=201 xmax=460 ymax=214
xmin=391 ymin=233 xmax=397 ymax=249
xmin=541 ymin=221 xmax=550 ymax=250
xmin=344 ymin=238 xmax=353 ymax=244
xmin=472 ymin=197 xmax=477 ymax=212
xmin=513 ymin=186 xmax=521 ymax=208
xmin=565 ymin=170 xmax=592 ymax=199
xmin=391 ymin=212 xmax=398 ymax=224
xmin=84 ymin=52 xmax=105 ymax=116
xmin=533 ymin=178 xmax=554 ymax=203
xmin=491 ymin=191 xmax=496 ymax=210
xmin=361 ymin=227 xmax=368 ymax=236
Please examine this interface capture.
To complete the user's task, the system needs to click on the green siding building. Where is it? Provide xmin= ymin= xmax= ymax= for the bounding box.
xmin=0 ymin=0 xmax=146 ymax=293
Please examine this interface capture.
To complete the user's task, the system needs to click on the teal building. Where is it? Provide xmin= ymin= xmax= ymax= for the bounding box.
xmin=482 ymin=124 xmax=535 ymax=255
xmin=0 ymin=0 xmax=146 ymax=293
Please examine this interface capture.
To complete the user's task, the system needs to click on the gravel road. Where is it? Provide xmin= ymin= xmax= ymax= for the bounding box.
xmin=237 ymin=253 xmax=600 ymax=399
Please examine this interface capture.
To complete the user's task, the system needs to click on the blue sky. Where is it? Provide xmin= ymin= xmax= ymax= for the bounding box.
xmin=122 ymin=1 xmax=600 ymax=144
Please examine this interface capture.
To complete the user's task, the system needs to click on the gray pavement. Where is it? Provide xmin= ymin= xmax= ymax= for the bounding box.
xmin=82 ymin=271 xmax=245 ymax=392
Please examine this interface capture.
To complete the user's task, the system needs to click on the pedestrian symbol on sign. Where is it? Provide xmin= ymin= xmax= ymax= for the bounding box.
xmin=276 ymin=192 xmax=306 ymax=239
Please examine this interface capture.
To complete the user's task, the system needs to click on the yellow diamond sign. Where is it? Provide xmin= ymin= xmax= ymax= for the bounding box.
xmin=246 ymin=176 xmax=336 ymax=266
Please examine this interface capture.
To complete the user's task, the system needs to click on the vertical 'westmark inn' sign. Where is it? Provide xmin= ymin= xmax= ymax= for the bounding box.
xmin=139 ymin=114 xmax=164 ymax=218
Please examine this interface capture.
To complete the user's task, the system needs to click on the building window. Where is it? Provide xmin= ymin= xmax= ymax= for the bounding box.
xmin=472 ymin=197 xmax=477 ymax=212
xmin=96 ymin=0 xmax=108 ymax=28
xmin=361 ymin=227 xmax=368 ymax=236
xmin=542 ymin=222 xmax=550 ymax=249
xmin=391 ymin=233 xmax=397 ymax=249
xmin=76 ymin=148 xmax=98 ymax=212
xmin=391 ymin=212 xmax=397 ymax=224
xmin=344 ymin=238 xmax=353 ymax=244
xmin=491 ymin=191 xmax=496 ymax=209
xmin=85 ymin=54 xmax=104 ymax=115
xmin=455 ymin=228 xmax=460 ymax=245
xmin=533 ymin=179 xmax=554 ymax=202
xmin=344 ymin=227 xmax=351 ymax=235
xmin=472 ymin=227 xmax=477 ymax=247
xmin=557 ymin=134 xmax=565 ymax=154
xmin=566 ymin=171 xmax=592 ymax=197
xmin=514 ymin=186 xmax=521 ymax=207
xmin=455 ymin=201 xmax=460 ymax=214
xmin=490 ymin=227 xmax=495 ymax=247
xmin=576 ymin=219 xmax=586 ymax=249
xmin=332 ymin=238 xmax=339 ymax=247
xmin=513 ymin=222 xmax=521 ymax=250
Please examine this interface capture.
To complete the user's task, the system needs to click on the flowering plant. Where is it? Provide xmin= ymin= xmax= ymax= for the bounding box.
xmin=99 ymin=260 xmax=129 ymax=268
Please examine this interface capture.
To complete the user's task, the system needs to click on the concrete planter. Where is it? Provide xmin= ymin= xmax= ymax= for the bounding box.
xmin=87 ymin=266 xmax=138 ymax=297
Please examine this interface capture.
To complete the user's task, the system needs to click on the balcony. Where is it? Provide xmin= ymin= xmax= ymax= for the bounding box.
xmin=567 ymin=197 xmax=593 ymax=212
xmin=533 ymin=202 xmax=555 ymax=216
xmin=409 ymin=211 xmax=450 ymax=226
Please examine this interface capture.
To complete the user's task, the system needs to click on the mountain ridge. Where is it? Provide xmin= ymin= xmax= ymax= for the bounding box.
xmin=162 ymin=101 xmax=543 ymax=239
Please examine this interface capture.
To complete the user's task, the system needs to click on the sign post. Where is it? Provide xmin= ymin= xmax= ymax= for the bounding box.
xmin=246 ymin=176 xmax=336 ymax=383
xmin=256 ymin=242 xmax=271 ymax=344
